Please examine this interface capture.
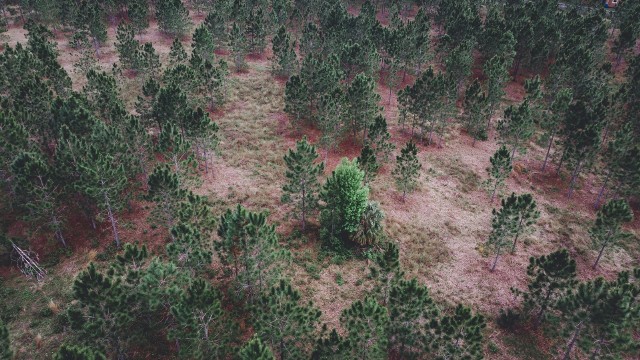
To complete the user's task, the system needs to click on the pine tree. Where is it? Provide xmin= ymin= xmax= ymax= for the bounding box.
xmin=253 ymin=279 xmax=322 ymax=359
xmin=156 ymin=121 xmax=196 ymax=180
xmin=311 ymin=326 xmax=346 ymax=359
xmin=116 ymin=21 xmax=144 ymax=68
xmin=556 ymin=272 xmax=640 ymax=360
xmin=271 ymin=25 xmax=297 ymax=77
xmin=53 ymin=344 xmax=106 ymax=360
xmin=344 ymin=73 xmax=380 ymax=143
xmin=540 ymin=88 xmax=573 ymax=172
xmin=281 ymin=137 xmax=324 ymax=232
xmin=192 ymin=24 xmax=215 ymax=62
xmin=169 ymin=38 xmax=188 ymax=65
xmin=11 ymin=151 xmax=67 ymax=247
xmin=317 ymin=88 xmax=345 ymax=156
xmin=319 ymin=158 xmax=369 ymax=251
xmin=216 ymin=204 xmax=290 ymax=302
xmin=590 ymin=199 xmax=634 ymax=269
xmin=238 ymin=336 xmax=276 ymax=360
xmin=147 ymin=165 xmax=187 ymax=231
xmin=463 ymin=79 xmax=488 ymax=146
xmin=369 ymin=241 xmax=402 ymax=306
xmin=204 ymin=3 xmax=229 ymax=46
xmin=284 ymin=75 xmax=308 ymax=132
xmin=365 ymin=115 xmax=395 ymax=163
xmin=430 ymin=304 xmax=486 ymax=359
xmin=0 ymin=320 xmax=11 ymax=360
xmin=356 ymin=145 xmax=379 ymax=185
xmin=156 ymin=0 xmax=191 ymax=36
xmin=485 ymin=145 xmax=512 ymax=203
xmin=483 ymin=55 xmax=509 ymax=132
xmin=166 ymin=223 xmax=212 ymax=273
xmin=486 ymin=193 xmax=540 ymax=271
xmin=340 ymin=296 xmax=389 ymax=360
xmin=444 ymin=39 xmax=475 ymax=94
xmin=229 ymin=22 xmax=248 ymax=71
xmin=128 ymin=0 xmax=149 ymax=33
xmin=512 ymin=249 xmax=577 ymax=325
xmin=84 ymin=69 xmax=126 ymax=123
xmin=169 ymin=278 xmax=233 ymax=359
xmin=246 ymin=7 xmax=266 ymax=52
xmin=388 ymin=278 xmax=438 ymax=359
xmin=392 ymin=141 xmax=421 ymax=202
xmin=497 ymin=100 xmax=534 ymax=159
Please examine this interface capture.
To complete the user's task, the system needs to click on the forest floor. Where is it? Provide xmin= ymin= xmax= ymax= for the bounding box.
xmin=1 ymin=9 xmax=639 ymax=360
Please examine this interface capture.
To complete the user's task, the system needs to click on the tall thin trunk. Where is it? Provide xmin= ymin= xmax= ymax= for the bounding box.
xmin=105 ymin=193 xmax=120 ymax=247
xmin=541 ymin=130 xmax=556 ymax=172
xmin=594 ymin=172 xmax=610 ymax=209
xmin=593 ymin=242 xmax=608 ymax=269
xmin=567 ymin=160 xmax=582 ymax=199
xmin=556 ymin=148 xmax=567 ymax=175
xmin=562 ymin=322 xmax=583 ymax=360
xmin=511 ymin=217 xmax=525 ymax=253
xmin=491 ymin=249 xmax=501 ymax=272
xmin=301 ymin=186 xmax=306 ymax=231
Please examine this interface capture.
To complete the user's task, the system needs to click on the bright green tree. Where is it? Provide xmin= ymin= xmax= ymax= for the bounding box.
xmin=253 ymin=279 xmax=322 ymax=360
xmin=590 ymin=199 xmax=634 ymax=269
xmin=319 ymin=158 xmax=369 ymax=251
xmin=392 ymin=141 xmax=421 ymax=202
xmin=340 ymin=296 xmax=389 ymax=360
xmin=281 ymin=137 xmax=324 ymax=231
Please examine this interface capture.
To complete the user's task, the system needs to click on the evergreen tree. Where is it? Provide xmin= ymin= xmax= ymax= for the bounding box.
xmin=340 ymin=296 xmax=389 ymax=360
xmin=271 ymin=25 xmax=297 ymax=77
xmin=344 ymin=73 xmax=380 ymax=143
xmin=540 ymin=88 xmax=573 ymax=172
xmin=317 ymin=88 xmax=345 ymax=156
xmin=253 ymin=279 xmax=322 ymax=359
xmin=216 ymin=204 xmax=290 ymax=302
xmin=147 ymin=165 xmax=187 ymax=231
xmin=192 ymin=24 xmax=215 ymax=62
xmin=485 ymin=145 xmax=512 ymax=203
xmin=486 ymin=193 xmax=540 ymax=271
xmin=166 ymin=223 xmax=212 ymax=273
xmin=169 ymin=278 xmax=233 ymax=359
xmin=246 ymin=7 xmax=266 ymax=52
xmin=430 ymin=304 xmax=486 ymax=360
xmin=388 ymin=278 xmax=438 ymax=359
xmin=356 ymin=145 xmax=379 ymax=185
xmin=156 ymin=0 xmax=191 ymax=36
xmin=281 ymin=137 xmax=324 ymax=231
xmin=556 ymin=272 xmax=640 ymax=360
xmin=365 ymin=115 xmax=395 ymax=163
xmin=169 ymin=38 xmax=188 ymax=65
xmin=204 ymin=3 xmax=229 ymax=46
xmin=53 ymin=344 xmax=106 ymax=360
xmin=444 ymin=39 xmax=475 ymax=94
xmin=11 ymin=151 xmax=67 ymax=247
xmin=497 ymin=100 xmax=534 ymax=159
xmin=128 ymin=0 xmax=149 ymax=33
xmin=0 ymin=320 xmax=11 ymax=360
xmin=392 ymin=141 xmax=421 ymax=202
xmin=311 ymin=326 xmax=346 ymax=359
xmin=369 ymin=241 xmax=402 ymax=306
xmin=512 ymin=249 xmax=577 ymax=325
xmin=238 ymin=336 xmax=276 ymax=360
xmin=319 ymin=158 xmax=369 ymax=251
xmin=284 ymin=75 xmax=308 ymax=132
xmin=590 ymin=199 xmax=634 ymax=269
xmin=483 ymin=55 xmax=509 ymax=132
xmin=229 ymin=22 xmax=248 ymax=71
xmin=462 ymin=79 xmax=488 ymax=146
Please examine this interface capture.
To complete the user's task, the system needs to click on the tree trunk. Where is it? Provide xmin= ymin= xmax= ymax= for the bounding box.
xmin=567 ymin=160 xmax=582 ymax=199
xmin=490 ymin=182 xmax=498 ymax=203
xmin=105 ymin=193 xmax=121 ymax=247
xmin=301 ymin=187 xmax=306 ymax=232
xmin=593 ymin=173 xmax=610 ymax=209
xmin=541 ymin=130 xmax=555 ymax=172
xmin=491 ymin=249 xmax=501 ymax=272
xmin=511 ymin=217 xmax=525 ymax=253
xmin=556 ymin=148 xmax=567 ymax=176
xmin=593 ymin=242 xmax=607 ymax=269
xmin=562 ymin=322 xmax=583 ymax=360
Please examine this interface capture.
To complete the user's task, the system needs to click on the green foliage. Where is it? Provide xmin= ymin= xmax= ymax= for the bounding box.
xmin=0 ymin=320 xmax=11 ymax=360
xmin=238 ymin=336 xmax=276 ymax=360
xmin=169 ymin=278 xmax=233 ymax=359
xmin=216 ymin=205 xmax=290 ymax=302
xmin=590 ymin=199 xmax=634 ymax=269
xmin=169 ymin=38 xmax=188 ymax=65
xmin=392 ymin=141 xmax=421 ymax=202
xmin=431 ymin=304 xmax=486 ymax=360
xmin=229 ymin=22 xmax=248 ymax=71
xmin=486 ymin=193 xmax=540 ymax=271
xmin=463 ymin=79 xmax=489 ymax=145
xmin=483 ymin=55 xmax=509 ymax=128
xmin=166 ymin=223 xmax=212 ymax=273
xmin=352 ymin=201 xmax=384 ymax=246
xmin=340 ymin=296 xmax=389 ymax=359
xmin=284 ymin=75 xmax=308 ymax=131
xmin=319 ymin=158 xmax=369 ymax=251
xmin=513 ymin=249 xmax=577 ymax=325
xmin=356 ymin=145 xmax=379 ymax=184
xmin=128 ymin=0 xmax=149 ymax=33
xmin=370 ymin=241 xmax=403 ymax=305
xmin=192 ymin=24 xmax=215 ymax=62
xmin=147 ymin=165 xmax=187 ymax=231
xmin=253 ymin=279 xmax=321 ymax=359
xmin=246 ymin=7 xmax=267 ymax=52
xmin=498 ymin=100 xmax=534 ymax=159
xmin=365 ymin=115 xmax=395 ymax=163
xmin=282 ymin=137 xmax=324 ymax=231
xmin=484 ymin=145 xmax=512 ymax=203
xmin=156 ymin=0 xmax=191 ymax=36
xmin=345 ymin=73 xmax=380 ymax=143
xmin=53 ymin=344 xmax=106 ymax=360
xmin=272 ymin=25 xmax=297 ymax=77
